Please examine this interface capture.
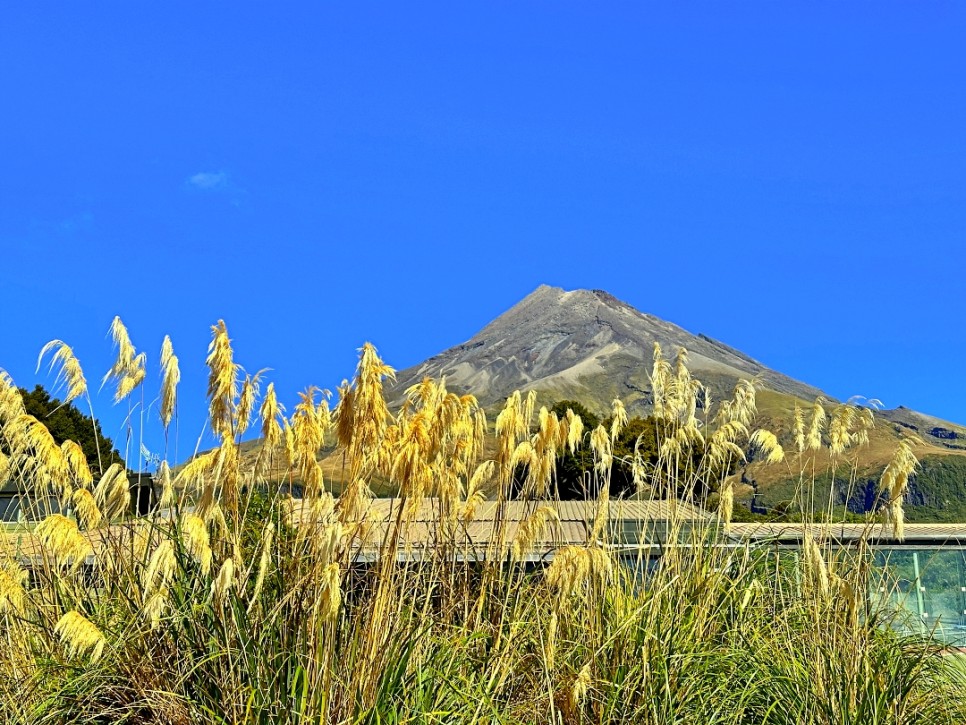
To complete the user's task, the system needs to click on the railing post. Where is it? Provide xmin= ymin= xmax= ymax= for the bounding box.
xmin=912 ymin=551 xmax=926 ymax=624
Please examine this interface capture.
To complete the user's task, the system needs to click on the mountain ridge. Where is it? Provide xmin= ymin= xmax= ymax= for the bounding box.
xmin=391 ymin=284 xmax=828 ymax=414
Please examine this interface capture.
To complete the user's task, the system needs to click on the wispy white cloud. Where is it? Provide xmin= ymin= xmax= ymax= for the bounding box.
xmin=186 ymin=171 xmax=229 ymax=190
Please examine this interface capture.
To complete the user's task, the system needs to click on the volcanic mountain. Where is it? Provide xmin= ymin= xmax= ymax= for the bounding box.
xmin=392 ymin=284 xmax=826 ymax=414
xmin=226 ymin=284 xmax=966 ymax=518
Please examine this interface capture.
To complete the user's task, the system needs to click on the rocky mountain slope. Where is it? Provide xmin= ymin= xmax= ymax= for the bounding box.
xmin=392 ymin=284 xmax=826 ymax=413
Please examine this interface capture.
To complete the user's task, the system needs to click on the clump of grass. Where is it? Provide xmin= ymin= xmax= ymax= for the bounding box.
xmin=0 ymin=323 xmax=963 ymax=723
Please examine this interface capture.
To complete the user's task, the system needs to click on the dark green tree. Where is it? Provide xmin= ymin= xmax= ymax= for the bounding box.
xmin=548 ymin=401 xmax=661 ymax=499
xmin=536 ymin=400 xmax=735 ymax=501
xmin=17 ymin=385 xmax=124 ymax=476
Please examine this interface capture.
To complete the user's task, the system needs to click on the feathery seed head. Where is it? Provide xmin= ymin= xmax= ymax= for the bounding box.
xmin=248 ymin=522 xmax=275 ymax=608
xmin=142 ymin=588 xmax=169 ymax=630
xmin=54 ymin=611 xmax=106 ymax=662
xmin=142 ymin=540 xmax=177 ymax=596
xmin=206 ymin=320 xmax=239 ymax=443
xmin=807 ymin=398 xmax=826 ymax=451
xmin=566 ymin=408 xmax=584 ymax=454
xmin=94 ymin=463 xmax=130 ymax=520
xmin=71 ymin=488 xmax=102 ymax=529
xmin=718 ymin=481 xmax=734 ymax=529
xmin=590 ymin=425 xmax=612 ymax=475
xmin=103 ymin=318 xmax=145 ymax=403
xmin=236 ymin=369 xmax=266 ymax=434
xmin=545 ymin=546 xmax=614 ymax=612
xmin=211 ymin=558 xmax=235 ymax=605
xmin=259 ymin=382 xmax=285 ymax=452
xmin=37 ymin=340 xmax=88 ymax=403
xmin=886 ymin=498 xmax=906 ymax=542
xmin=570 ymin=663 xmax=593 ymax=714
xmin=113 ymin=354 xmax=146 ymax=403
xmin=512 ymin=504 xmax=560 ymax=560
xmin=793 ymin=404 xmax=806 ymax=454
xmin=0 ymin=556 xmax=28 ymax=614
xmin=159 ymin=335 xmax=180 ymax=429
xmin=157 ymin=460 xmax=174 ymax=508
xmin=319 ymin=562 xmax=342 ymax=622
xmin=804 ymin=532 xmax=829 ymax=597
xmin=62 ymin=440 xmax=93 ymax=489
xmin=750 ymin=429 xmax=785 ymax=464
xmin=881 ymin=437 xmax=920 ymax=502
xmin=610 ymin=398 xmax=627 ymax=442
xmin=181 ymin=513 xmax=212 ymax=575
xmin=36 ymin=514 xmax=92 ymax=569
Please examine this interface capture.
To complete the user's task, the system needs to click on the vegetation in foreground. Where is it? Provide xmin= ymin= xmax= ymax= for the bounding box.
xmin=0 ymin=319 xmax=962 ymax=724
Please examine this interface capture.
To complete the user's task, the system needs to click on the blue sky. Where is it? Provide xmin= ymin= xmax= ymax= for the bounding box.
xmin=1 ymin=3 xmax=964 ymax=463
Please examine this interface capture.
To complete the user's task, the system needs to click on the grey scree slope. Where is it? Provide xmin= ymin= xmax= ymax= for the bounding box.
xmin=390 ymin=285 xmax=826 ymax=415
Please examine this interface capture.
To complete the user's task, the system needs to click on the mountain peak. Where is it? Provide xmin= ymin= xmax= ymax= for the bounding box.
xmin=393 ymin=286 xmax=826 ymax=413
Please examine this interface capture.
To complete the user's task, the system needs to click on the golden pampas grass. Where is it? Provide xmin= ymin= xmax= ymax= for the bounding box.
xmin=718 ymin=480 xmax=734 ymax=529
xmin=142 ymin=588 xmax=169 ymax=630
xmin=512 ymin=505 xmax=559 ymax=561
xmin=181 ymin=513 xmax=212 ymax=575
xmin=211 ymin=558 xmax=236 ymax=605
xmin=334 ymin=343 xmax=394 ymax=479
xmin=142 ymin=540 xmax=177 ymax=596
xmin=113 ymin=357 xmax=146 ymax=403
xmin=103 ymin=317 xmax=146 ymax=403
xmin=206 ymin=320 xmax=240 ymax=443
xmin=61 ymin=439 xmax=93 ymax=490
xmin=570 ymin=662 xmax=593 ymax=714
xmin=159 ymin=335 xmax=180 ymax=429
xmin=610 ymin=398 xmax=627 ymax=442
xmin=806 ymin=398 xmax=826 ymax=451
xmin=55 ymin=611 xmax=107 ymax=662
xmin=36 ymin=514 xmax=93 ymax=569
xmin=886 ymin=498 xmax=906 ymax=542
xmin=0 ymin=371 xmax=25 ymax=425
xmin=750 ymin=429 xmax=785 ymax=464
xmin=236 ymin=370 xmax=264 ymax=434
xmin=707 ymin=420 xmax=748 ymax=468
xmin=545 ymin=546 xmax=613 ymax=611
xmin=590 ymin=425 xmax=611 ymax=476
xmin=880 ymin=438 xmax=919 ymax=542
xmin=565 ymin=408 xmax=584 ymax=455
xmin=15 ymin=414 xmax=66 ymax=486
xmin=828 ymin=404 xmax=854 ymax=455
xmin=881 ymin=437 xmax=920 ymax=502
xmin=259 ymin=382 xmax=284 ymax=451
xmin=650 ymin=342 xmax=670 ymax=420
xmin=94 ymin=463 xmax=130 ymax=519
xmin=793 ymin=403 xmax=806 ymax=454
xmin=37 ymin=340 xmax=88 ymax=404
xmin=248 ymin=523 xmax=275 ymax=611
xmin=804 ymin=532 xmax=829 ymax=597
xmin=71 ymin=488 xmax=102 ymax=529
xmin=0 ymin=556 xmax=28 ymax=614
xmin=545 ymin=611 xmax=558 ymax=670
xmin=319 ymin=562 xmax=342 ymax=622
xmin=157 ymin=460 xmax=174 ymax=508
xmin=523 ymin=390 xmax=537 ymax=434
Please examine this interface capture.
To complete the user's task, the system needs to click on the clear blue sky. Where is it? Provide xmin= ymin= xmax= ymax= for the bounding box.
xmin=1 ymin=3 xmax=964 ymax=463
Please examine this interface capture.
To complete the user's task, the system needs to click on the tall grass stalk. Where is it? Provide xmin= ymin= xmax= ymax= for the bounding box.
xmin=0 ymin=327 xmax=962 ymax=724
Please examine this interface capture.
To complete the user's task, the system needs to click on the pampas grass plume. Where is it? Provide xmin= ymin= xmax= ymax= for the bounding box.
xmin=55 ymin=611 xmax=106 ymax=662
xmin=37 ymin=340 xmax=88 ymax=404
